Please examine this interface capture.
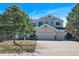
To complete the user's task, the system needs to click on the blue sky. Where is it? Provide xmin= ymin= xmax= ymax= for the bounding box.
xmin=0 ymin=3 xmax=76 ymax=26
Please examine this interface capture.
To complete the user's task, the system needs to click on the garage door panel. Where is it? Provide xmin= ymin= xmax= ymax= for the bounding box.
xmin=37 ymin=32 xmax=55 ymax=40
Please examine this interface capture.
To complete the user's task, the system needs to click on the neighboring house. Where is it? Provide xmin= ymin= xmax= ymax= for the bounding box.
xmin=31 ymin=14 xmax=66 ymax=40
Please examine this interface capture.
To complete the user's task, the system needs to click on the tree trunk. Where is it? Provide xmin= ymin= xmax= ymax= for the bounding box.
xmin=13 ymin=38 xmax=16 ymax=43
xmin=13 ymin=36 xmax=16 ymax=44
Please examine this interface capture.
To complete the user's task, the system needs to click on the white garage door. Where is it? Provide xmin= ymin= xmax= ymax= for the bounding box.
xmin=56 ymin=32 xmax=65 ymax=40
xmin=37 ymin=32 xmax=55 ymax=40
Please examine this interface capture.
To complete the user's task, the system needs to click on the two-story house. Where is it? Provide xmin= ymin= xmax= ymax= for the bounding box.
xmin=31 ymin=14 xmax=66 ymax=40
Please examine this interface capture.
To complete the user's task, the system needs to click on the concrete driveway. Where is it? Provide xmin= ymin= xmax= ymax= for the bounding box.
xmin=34 ymin=41 xmax=79 ymax=56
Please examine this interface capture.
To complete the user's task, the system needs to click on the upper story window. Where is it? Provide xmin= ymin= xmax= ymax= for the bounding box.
xmin=39 ymin=22 xmax=43 ymax=26
xmin=51 ymin=22 xmax=53 ymax=24
xmin=56 ymin=22 xmax=60 ymax=25
xmin=33 ymin=23 xmax=36 ymax=27
xmin=46 ymin=22 xmax=48 ymax=24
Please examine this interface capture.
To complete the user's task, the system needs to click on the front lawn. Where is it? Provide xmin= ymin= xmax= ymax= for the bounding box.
xmin=0 ymin=40 xmax=37 ymax=53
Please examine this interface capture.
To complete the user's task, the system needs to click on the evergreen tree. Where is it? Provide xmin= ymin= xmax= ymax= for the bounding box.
xmin=0 ymin=4 xmax=33 ymax=42
xmin=66 ymin=4 xmax=79 ymax=38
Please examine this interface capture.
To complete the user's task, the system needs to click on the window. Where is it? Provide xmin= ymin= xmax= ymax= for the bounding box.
xmin=51 ymin=22 xmax=53 ymax=24
xmin=39 ymin=22 xmax=43 ymax=26
xmin=46 ymin=22 xmax=48 ymax=24
xmin=56 ymin=22 xmax=60 ymax=25
xmin=33 ymin=23 xmax=36 ymax=27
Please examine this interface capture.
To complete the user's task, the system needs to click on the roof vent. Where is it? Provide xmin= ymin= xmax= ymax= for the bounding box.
xmin=45 ymin=25 xmax=47 ymax=28
xmin=48 ymin=16 xmax=50 ymax=18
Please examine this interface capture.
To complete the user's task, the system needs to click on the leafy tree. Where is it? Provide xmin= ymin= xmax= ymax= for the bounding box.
xmin=66 ymin=4 xmax=79 ymax=39
xmin=0 ymin=4 xmax=33 ymax=43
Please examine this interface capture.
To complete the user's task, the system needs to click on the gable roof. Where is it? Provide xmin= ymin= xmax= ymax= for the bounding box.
xmin=34 ymin=24 xmax=65 ymax=31
xmin=40 ymin=14 xmax=64 ymax=22
xmin=36 ymin=24 xmax=58 ymax=31
xmin=31 ymin=14 xmax=64 ymax=23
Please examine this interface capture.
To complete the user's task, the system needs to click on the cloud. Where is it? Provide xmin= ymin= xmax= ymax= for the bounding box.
xmin=61 ymin=18 xmax=67 ymax=27
xmin=29 ymin=6 xmax=73 ymax=19
xmin=0 ymin=10 xmax=4 ymax=14
xmin=29 ymin=9 xmax=59 ymax=19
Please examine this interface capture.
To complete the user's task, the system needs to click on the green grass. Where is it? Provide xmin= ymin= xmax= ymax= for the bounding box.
xmin=0 ymin=40 xmax=37 ymax=53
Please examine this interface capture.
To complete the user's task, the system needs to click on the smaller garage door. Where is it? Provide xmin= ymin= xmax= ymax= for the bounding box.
xmin=56 ymin=31 xmax=65 ymax=40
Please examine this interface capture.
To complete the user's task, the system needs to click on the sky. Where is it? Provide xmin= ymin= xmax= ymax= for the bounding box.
xmin=0 ymin=3 xmax=76 ymax=27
